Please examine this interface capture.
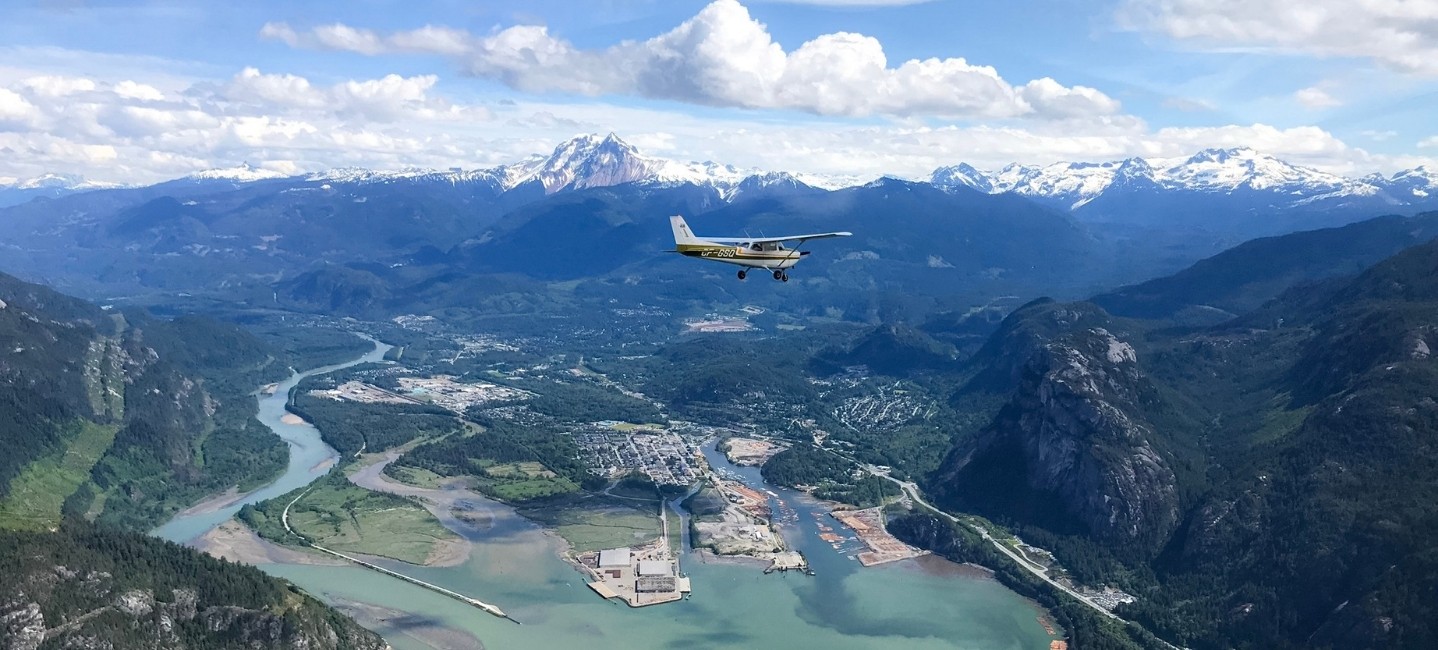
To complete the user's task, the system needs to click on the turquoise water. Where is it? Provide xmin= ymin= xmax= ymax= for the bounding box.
xmin=263 ymin=444 xmax=1056 ymax=649
xmin=157 ymin=343 xmax=1058 ymax=649
xmin=151 ymin=337 xmax=392 ymax=543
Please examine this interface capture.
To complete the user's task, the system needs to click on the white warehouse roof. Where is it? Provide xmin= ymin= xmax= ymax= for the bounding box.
xmin=637 ymin=560 xmax=672 ymax=576
xmin=598 ymin=548 xmax=632 ymax=568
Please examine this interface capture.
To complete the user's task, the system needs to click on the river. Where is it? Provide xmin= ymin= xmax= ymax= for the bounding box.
xmin=157 ymin=342 xmax=1059 ymax=649
xmin=151 ymin=336 xmax=392 ymax=543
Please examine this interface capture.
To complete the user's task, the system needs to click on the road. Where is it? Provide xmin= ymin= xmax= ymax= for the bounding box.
xmin=859 ymin=466 xmax=1183 ymax=650
xmin=878 ymin=474 xmax=1119 ymax=618
xmin=280 ymin=484 xmax=515 ymax=622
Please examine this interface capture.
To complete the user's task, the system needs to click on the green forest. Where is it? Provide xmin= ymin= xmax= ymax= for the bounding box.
xmin=289 ymin=373 xmax=461 ymax=456
xmin=0 ymin=523 xmax=384 ymax=649
xmin=390 ymin=414 xmax=605 ymax=501
xmin=759 ymin=444 xmax=898 ymax=507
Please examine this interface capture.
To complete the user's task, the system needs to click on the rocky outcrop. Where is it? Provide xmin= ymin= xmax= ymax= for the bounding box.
xmin=0 ymin=602 xmax=44 ymax=650
xmin=0 ymin=559 xmax=387 ymax=650
xmin=939 ymin=327 xmax=1180 ymax=547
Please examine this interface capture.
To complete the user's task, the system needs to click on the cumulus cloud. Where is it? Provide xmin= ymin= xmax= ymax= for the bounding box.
xmin=1294 ymin=85 xmax=1341 ymax=108
xmin=0 ymin=61 xmax=1431 ymax=186
xmin=1421 ymin=136 xmax=1438 ymax=148
xmin=114 ymin=80 xmax=165 ymax=101
xmin=767 ymin=0 xmax=934 ymax=5
xmin=261 ymin=0 xmax=1119 ymax=119
xmin=1119 ymin=0 xmax=1438 ymax=75
xmin=0 ymin=88 xmax=42 ymax=130
xmin=0 ymin=68 xmax=501 ymax=184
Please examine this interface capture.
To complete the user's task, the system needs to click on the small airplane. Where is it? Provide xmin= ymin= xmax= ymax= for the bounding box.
xmin=669 ymin=215 xmax=851 ymax=282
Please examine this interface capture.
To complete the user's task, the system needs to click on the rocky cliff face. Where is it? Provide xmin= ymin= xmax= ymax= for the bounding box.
xmin=0 ymin=532 xmax=389 ymax=650
xmin=939 ymin=326 xmax=1180 ymax=547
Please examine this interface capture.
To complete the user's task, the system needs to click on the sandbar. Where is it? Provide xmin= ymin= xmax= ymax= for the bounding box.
xmin=174 ymin=486 xmax=247 ymax=518
xmin=194 ymin=519 xmax=345 ymax=566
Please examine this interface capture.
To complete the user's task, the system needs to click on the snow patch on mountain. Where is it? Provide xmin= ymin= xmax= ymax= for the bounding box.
xmin=0 ymin=173 xmax=124 ymax=191
xmin=187 ymin=163 xmax=287 ymax=182
xmin=931 ymin=147 xmax=1427 ymax=210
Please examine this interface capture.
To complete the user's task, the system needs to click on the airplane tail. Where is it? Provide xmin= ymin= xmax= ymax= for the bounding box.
xmin=670 ymin=215 xmax=701 ymax=247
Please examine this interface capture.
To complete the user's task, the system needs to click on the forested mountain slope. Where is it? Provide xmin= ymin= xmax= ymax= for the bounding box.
xmin=933 ymin=238 xmax=1438 ymax=649
xmin=0 ymin=271 xmax=385 ymax=650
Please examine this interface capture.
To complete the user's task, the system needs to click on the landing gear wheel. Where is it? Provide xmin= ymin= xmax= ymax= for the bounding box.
xmin=737 ymin=269 xmax=747 ymax=280
xmin=773 ymin=270 xmax=784 ymax=281
xmin=781 ymin=272 xmax=790 ymax=282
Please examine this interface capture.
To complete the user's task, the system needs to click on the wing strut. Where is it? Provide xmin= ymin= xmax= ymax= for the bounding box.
xmin=773 ymin=237 xmax=811 ymax=272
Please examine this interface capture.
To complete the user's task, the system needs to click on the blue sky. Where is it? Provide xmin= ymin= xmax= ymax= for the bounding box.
xmin=1 ymin=0 xmax=1434 ymax=184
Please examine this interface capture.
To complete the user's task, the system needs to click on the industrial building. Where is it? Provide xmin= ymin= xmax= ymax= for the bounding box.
xmin=598 ymin=547 xmax=632 ymax=568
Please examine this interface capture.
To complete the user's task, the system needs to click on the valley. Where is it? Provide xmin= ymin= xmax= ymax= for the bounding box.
xmin=0 ymin=129 xmax=1432 ymax=650
xmin=8 ymin=3 xmax=1438 ymax=649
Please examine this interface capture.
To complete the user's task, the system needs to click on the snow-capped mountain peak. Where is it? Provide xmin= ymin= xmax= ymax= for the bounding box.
xmin=931 ymin=147 xmax=1408 ymax=211
xmin=930 ymin=163 xmax=993 ymax=193
xmin=0 ymin=173 xmax=121 ymax=191
xmin=0 ymin=173 xmax=126 ymax=207
xmin=493 ymin=133 xmax=767 ymax=197
xmin=187 ymin=162 xmax=287 ymax=182
xmin=1378 ymin=165 xmax=1438 ymax=199
xmin=1161 ymin=147 xmax=1347 ymax=192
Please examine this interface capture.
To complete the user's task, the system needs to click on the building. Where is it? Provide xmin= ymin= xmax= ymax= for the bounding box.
xmin=635 ymin=576 xmax=678 ymax=593
xmin=598 ymin=547 xmax=631 ymax=568
xmin=636 ymin=560 xmax=672 ymax=577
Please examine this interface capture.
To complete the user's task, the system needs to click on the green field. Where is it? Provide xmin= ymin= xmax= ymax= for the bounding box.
xmin=472 ymin=460 xmax=579 ymax=501
xmin=484 ymin=461 xmax=557 ymax=479
xmin=281 ymin=475 xmax=459 ymax=565
xmin=387 ymin=465 xmax=449 ymax=489
xmin=0 ymin=421 xmax=118 ymax=530
xmin=664 ymin=503 xmax=682 ymax=552
xmin=521 ymin=499 xmax=662 ymax=553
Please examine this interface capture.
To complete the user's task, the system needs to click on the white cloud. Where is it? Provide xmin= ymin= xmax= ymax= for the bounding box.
xmin=1421 ymin=136 xmax=1438 ymax=148
xmin=0 ymin=59 xmax=1431 ymax=187
xmin=1294 ymin=85 xmax=1341 ymax=108
xmin=0 ymin=87 xmax=42 ymax=129
xmin=20 ymin=76 xmax=96 ymax=97
xmin=765 ymin=0 xmax=934 ymax=5
xmin=1161 ymin=96 xmax=1216 ymax=112
xmin=1119 ymin=0 xmax=1438 ymax=75
xmin=113 ymin=80 xmax=165 ymax=101
xmin=0 ymin=68 xmax=504 ymax=184
xmin=224 ymin=67 xmax=326 ymax=108
xmin=261 ymin=0 xmax=1119 ymax=119
xmin=1361 ymin=129 xmax=1397 ymax=141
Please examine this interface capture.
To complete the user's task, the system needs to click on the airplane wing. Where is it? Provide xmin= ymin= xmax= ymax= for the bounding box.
xmin=705 ymin=231 xmax=852 ymax=244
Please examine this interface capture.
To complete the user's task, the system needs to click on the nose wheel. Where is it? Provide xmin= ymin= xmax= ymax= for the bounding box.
xmin=737 ymin=269 xmax=747 ymax=280
xmin=772 ymin=270 xmax=789 ymax=282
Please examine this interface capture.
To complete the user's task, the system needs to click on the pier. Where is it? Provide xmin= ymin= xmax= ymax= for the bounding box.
xmin=281 ymin=487 xmax=517 ymax=623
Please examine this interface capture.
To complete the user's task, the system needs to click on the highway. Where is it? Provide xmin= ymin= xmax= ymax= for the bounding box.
xmin=859 ymin=466 xmax=1183 ymax=650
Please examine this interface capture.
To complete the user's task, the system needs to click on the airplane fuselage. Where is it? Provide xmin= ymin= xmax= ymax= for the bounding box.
xmin=676 ymin=242 xmax=811 ymax=269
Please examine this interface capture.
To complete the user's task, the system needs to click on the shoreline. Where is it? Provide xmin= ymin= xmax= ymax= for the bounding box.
xmin=194 ymin=519 xmax=347 ymax=567
xmin=344 ymin=449 xmax=477 ymax=568
xmin=326 ymin=595 xmax=488 ymax=650
xmin=172 ymin=486 xmax=249 ymax=519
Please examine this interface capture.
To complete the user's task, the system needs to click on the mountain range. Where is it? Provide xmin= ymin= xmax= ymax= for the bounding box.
xmin=2 ymin=133 xmax=1432 ymax=310
xmin=934 ymin=148 xmax=1438 ymax=232
xmin=927 ymin=219 xmax=1438 ymax=648
xmin=10 ymin=134 xmax=1437 ymax=219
